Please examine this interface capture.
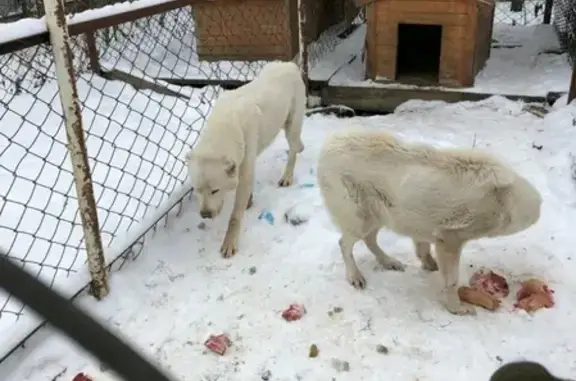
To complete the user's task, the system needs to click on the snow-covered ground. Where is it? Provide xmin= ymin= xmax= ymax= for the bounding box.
xmin=327 ymin=23 xmax=571 ymax=96
xmin=2 ymin=95 xmax=576 ymax=381
xmin=0 ymin=68 xmax=218 ymax=356
xmin=1 ymin=0 xmax=575 ymax=377
xmin=495 ymin=0 xmax=548 ymax=26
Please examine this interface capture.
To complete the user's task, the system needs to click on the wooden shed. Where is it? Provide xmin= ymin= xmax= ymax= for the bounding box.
xmin=357 ymin=0 xmax=495 ymax=87
xmin=194 ymin=0 xmax=357 ymax=62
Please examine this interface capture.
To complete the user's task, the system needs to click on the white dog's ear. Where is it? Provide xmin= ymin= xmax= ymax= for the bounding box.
xmin=224 ymin=158 xmax=236 ymax=177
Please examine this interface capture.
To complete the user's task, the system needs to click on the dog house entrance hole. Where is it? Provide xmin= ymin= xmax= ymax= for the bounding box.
xmin=396 ymin=23 xmax=442 ymax=84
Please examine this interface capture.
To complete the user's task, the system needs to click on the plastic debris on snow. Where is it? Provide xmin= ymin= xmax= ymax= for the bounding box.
xmin=258 ymin=209 xmax=275 ymax=225
xmin=281 ymin=303 xmax=306 ymax=321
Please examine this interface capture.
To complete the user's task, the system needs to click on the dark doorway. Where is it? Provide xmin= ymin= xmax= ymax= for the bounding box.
xmin=395 ymin=23 xmax=443 ymax=85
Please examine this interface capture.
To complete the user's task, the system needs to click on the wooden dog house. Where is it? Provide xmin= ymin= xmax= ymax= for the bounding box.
xmin=357 ymin=0 xmax=495 ymax=87
xmin=194 ymin=0 xmax=357 ymax=62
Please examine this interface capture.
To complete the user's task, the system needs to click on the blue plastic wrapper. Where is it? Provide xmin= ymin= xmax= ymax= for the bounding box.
xmin=258 ymin=210 xmax=275 ymax=225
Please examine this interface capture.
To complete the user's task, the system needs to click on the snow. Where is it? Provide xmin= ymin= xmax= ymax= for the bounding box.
xmin=1 ymin=0 xmax=575 ymax=378
xmin=495 ymin=0 xmax=549 ymax=26
xmin=0 ymin=0 xmax=175 ymax=45
xmin=0 ymin=70 xmax=218 ymax=357
xmin=2 ymin=96 xmax=576 ymax=381
xmin=325 ymin=23 xmax=570 ymax=97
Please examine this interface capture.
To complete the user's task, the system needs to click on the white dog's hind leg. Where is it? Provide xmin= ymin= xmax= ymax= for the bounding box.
xmin=220 ymin=155 xmax=255 ymax=258
xmin=363 ymin=229 xmax=405 ymax=271
xmin=435 ymin=234 xmax=475 ymax=315
xmin=278 ymin=100 xmax=305 ymax=187
xmin=414 ymin=241 xmax=438 ymax=271
xmin=339 ymin=233 xmax=366 ymax=289
xmin=246 ymin=192 xmax=253 ymax=209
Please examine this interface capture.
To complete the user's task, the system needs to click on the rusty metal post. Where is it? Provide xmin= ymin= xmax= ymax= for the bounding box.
xmin=41 ymin=0 xmax=109 ymax=299
xmin=85 ymin=32 xmax=102 ymax=75
xmin=297 ymin=0 xmax=309 ymax=96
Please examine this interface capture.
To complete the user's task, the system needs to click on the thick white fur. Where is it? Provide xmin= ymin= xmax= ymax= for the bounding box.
xmin=317 ymin=128 xmax=542 ymax=315
xmin=185 ymin=61 xmax=306 ymax=258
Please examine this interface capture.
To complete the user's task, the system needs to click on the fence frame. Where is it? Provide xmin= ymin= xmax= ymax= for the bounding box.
xmin=569 ymin=64 xmax=576 ymax=103
xmin=42 ymin=0 xmax=109 ymax=300
xmin=0 ymin=0 xmax=313 ymax=363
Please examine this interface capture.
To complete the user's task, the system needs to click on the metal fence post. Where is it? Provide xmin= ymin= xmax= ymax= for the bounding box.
xmin=41 ymin=0 xmax=110 ymax=299
xmin=569 ymin=63 xmax=576 ymax=104
xmin=297 ymin=0 xmax=309 ymax=96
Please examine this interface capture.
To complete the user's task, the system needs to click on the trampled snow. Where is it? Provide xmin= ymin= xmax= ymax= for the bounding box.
xmin=1 ymin=2 xmax=575 ymax=379
xmin=2 ymin=96 xmax=576 ymax=381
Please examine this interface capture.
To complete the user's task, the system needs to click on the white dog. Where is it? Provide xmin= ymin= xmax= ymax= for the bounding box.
xmin=185 ymin=61 xmax=306 ymax=258
xmin=317 ymin=128 xmax=542 ymax=315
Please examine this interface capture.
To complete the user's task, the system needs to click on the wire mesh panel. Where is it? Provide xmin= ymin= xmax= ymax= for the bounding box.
xmin=0 ymin=12 xmax=209 ymax=356
xmin=494 ymin=0 xmax=550 ymax=25
xmin=0 ymin=0 xmax=358 ymax=361
xmin=554 ymin=0 xmax=576 ymax=61
xmin=0 ymin=0 xmax=300 ymax=359
xmin=0 ymin=0 xmax=126 ymax=22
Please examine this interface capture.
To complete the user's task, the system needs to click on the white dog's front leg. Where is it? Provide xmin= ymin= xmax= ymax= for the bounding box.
xmin=435 ymin=234 xmax=475 ymax=316
xmin=414 ymin=240 xmax=438 ymax=271
xmin=220 ymin=157 xmax=255 ymax=258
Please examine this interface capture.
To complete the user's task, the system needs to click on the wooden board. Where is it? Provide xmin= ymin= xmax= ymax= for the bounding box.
xmin=320 ymin=85 xmax=548 ymax=113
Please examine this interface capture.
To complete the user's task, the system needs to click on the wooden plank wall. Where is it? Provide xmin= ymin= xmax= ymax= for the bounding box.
xmin=195 ymin=0 xmax=293 ymax=61
xmin=366 ymin=0 xmax=476 ymax=86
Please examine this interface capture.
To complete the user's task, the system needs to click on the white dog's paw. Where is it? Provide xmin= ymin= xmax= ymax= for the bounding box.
xmin=278 ymin=175 xmax=293 ymax=187
xmin=347 ymin=269 xmax=367 ymax=289
xmin=445 ymin=301 xmax=477 ymax=316
xmin=220 ymin=235 xmax=238 ymax=258
xmin=379 ymin=257 xmax=406 ymax=272
xmin=421 ymin=257 xmax=439 ymax=272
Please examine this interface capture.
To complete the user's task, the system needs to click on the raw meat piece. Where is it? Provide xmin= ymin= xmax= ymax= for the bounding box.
xmin=281 ymin=303 xmax=306 ymax=321
xmin=470 ymin=268 xmax=510 ymax=298
xmin=204 ymin=333 xmax=232 ymax=356
xmin=515 ymin=293 xmax=555 ymax=312
xmin=516 ymin=278 xmax=554 ymax=301
xmin=72 ymin=374 xmax=93 ymax=381
xmin=458 ymin=286 xmax=501 ymax=311
xmin=515 ymin=278 xmax=555 ymax=313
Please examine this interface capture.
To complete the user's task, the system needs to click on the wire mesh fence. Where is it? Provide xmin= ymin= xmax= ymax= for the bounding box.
xmin=0 ymin=0 xmax=358 ymax=361
xmin=554 ymin=0 xmax=576 ymax=62
xmin=2 ymin=0 xmax=566 ymax=366
xmin=494 ymin=0 xmax=552 ymax=25
xmin=0 ymin=6 xmax=210 ymax=356
xmin=0 ymin=0 xmax=126 ymax=22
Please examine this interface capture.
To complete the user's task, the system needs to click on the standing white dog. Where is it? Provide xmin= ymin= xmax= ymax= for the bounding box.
xmin=317 ymin=128 xmax=542 ymax=315
xmin=185 ymin=61 xmax=306 ymax=258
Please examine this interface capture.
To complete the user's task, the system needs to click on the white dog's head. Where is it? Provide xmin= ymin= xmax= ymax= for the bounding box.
xmin=185 ymin=150 xmax=239 ymax=219
xmin=495 ymin=175 xmax=542 ymax=237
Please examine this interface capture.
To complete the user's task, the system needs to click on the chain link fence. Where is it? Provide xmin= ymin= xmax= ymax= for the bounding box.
xmin=0 ymin=0 xmax=358 ymax=361
xmin=494 ymin=0 xmax=551 ymax=25
xmin=0 ymin=5 xmax=210 ymax=357
xmin=0 ymin=0 xmax=126 ymax=22
xmin=2 ymin=0 xmax=566 ymax=365
xmin=554 ymin=0 xmax=576 ymax=62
